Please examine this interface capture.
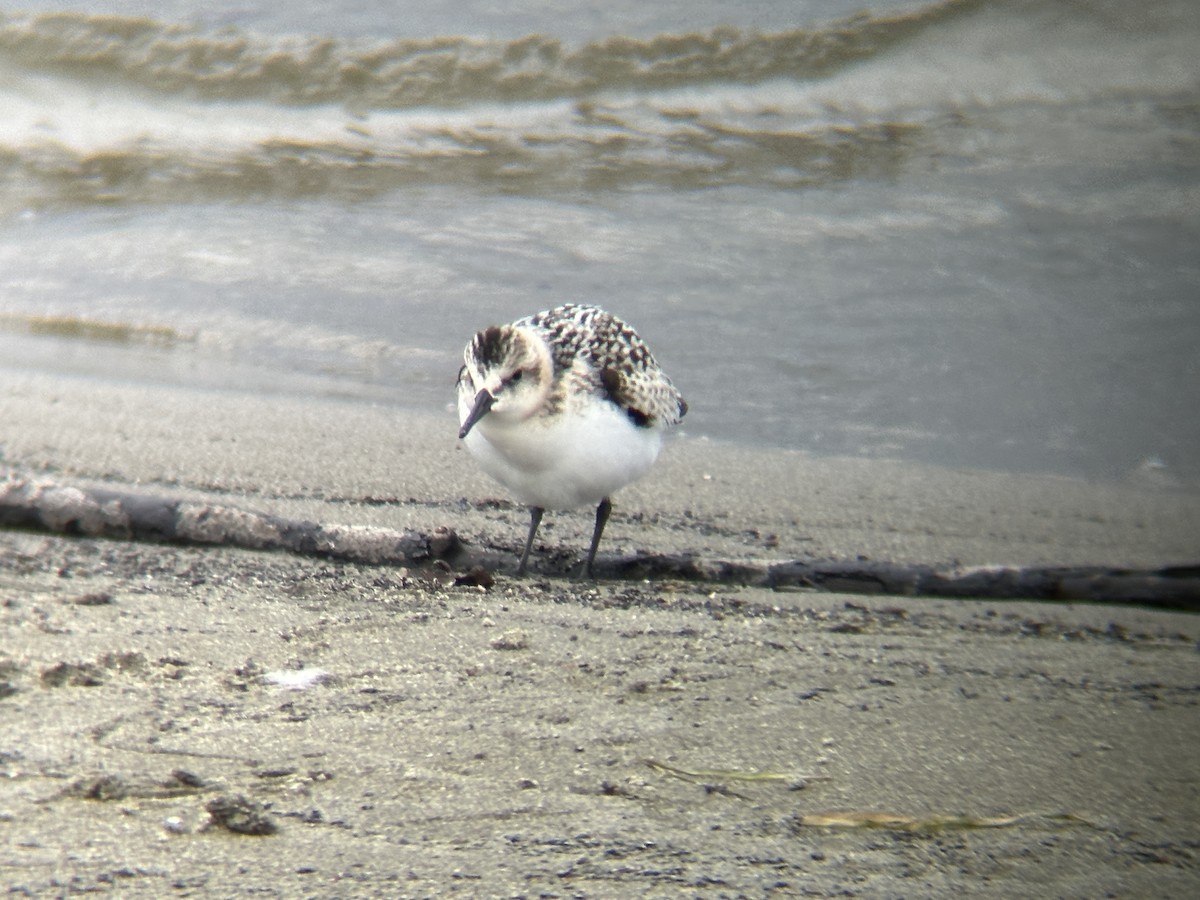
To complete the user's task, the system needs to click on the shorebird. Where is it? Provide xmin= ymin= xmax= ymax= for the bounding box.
xmin=457 ymin=304 xmax=686 ymax=577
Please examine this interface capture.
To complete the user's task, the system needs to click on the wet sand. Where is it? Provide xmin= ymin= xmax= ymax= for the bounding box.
xmin=2 ymin=373 xmax=1199 ymax=897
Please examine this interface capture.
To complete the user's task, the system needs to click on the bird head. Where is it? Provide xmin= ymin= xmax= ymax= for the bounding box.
xmin=457 ymin=324 xmax=553 ymax=438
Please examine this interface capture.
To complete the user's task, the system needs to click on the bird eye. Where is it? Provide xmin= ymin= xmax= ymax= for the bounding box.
xmin=509 ymin=370 xmax=523 ymax=383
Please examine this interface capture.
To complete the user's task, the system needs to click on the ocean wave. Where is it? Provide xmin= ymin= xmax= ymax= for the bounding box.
xmin=0 ymin=1 xmax=980 ymax=107
xmin=0 ymin=114 xmax=926 ymax=213
xmin=1 ymin=0 xmax=1194 ymax=212
xmin=0 ymin=2 xmax=971 ymax=211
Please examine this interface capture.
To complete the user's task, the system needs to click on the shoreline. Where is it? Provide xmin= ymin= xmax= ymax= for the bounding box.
xmin=2 ymin=370 xmax=1197 ymax=575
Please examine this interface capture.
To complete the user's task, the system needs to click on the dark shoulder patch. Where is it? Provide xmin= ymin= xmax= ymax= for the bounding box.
xmin=626 ymin=407 xmax=652 ymax=428
xmin=598 ymin=367 xmax=621 ymax=403
xmin=600 ymin=367 xmax=652 ymax=428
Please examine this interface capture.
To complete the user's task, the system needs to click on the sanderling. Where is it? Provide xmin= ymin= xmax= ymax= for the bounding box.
xmin=457 ymin=304 xmax=687 ymax=578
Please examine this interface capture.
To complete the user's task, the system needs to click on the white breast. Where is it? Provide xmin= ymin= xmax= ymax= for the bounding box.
xmin=463 ymin=399 xmax=664 ymax=510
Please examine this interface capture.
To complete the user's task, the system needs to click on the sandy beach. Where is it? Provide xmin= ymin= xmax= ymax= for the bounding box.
xmin=2 ymin=372 xmax=1199 ymax=897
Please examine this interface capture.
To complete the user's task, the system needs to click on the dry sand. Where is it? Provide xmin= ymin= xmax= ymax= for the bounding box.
xmin=2 ymin=372 xmax=1199 ymax=897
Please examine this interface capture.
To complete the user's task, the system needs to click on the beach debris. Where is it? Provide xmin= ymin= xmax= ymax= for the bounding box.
xmin=168 ymin=770 xmax=206 ymax=789
xmin=255 ymin=767 xmax=298 ymax=779
xmin=454 ymin=565 xmax=495 ymax=589
xmin=791 ymin=810 xmax=1094 ymax=832
xmin=598 ymin=780 xmax=638 ymax=798
xmin=264 ymin=667 xmax=331 ymax=691
xmin=645 ymin=758 xmax=816 ymax=793
xmin=491 ymin=629 xmax=529 ymax=650
xmin=204 ymin=795 xmax=278 ymax=836
xmin=71 ymin=591 xmax=114 ymax=606
xmin=80 ymin=775 xmax=130 ymax=801
xmin=69 ymin=770 xmax=209 ymax=803
xmin=0 ymin=660 xmax=22 ymax=700
xmin=645 ymin=762 xmax=1090 ymax=831
xmin=40 ymin=652 xmax=145 ymax=688
xmin=162 ymin=816 xmax=188 ymax=835
xmin=40 ymin=661 xmax=105 ymax=688
xmin=0 ymin=313 xmax=186 ymax=346
xmin=430 ymin=525 xmax=461 ymax=558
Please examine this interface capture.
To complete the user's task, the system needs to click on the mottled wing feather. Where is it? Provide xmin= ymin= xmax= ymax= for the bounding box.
xmin=520 ymin=304 xmax=686 ymax=427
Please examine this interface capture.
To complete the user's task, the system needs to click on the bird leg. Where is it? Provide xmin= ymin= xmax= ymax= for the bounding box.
xmin=517 ymin=506 xmax=544 ymax=575
xmin=577 ymin=497 xmax=612 ymax=580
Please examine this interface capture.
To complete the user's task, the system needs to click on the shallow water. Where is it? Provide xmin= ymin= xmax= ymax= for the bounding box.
xmin=1 ymin=0 xmax=1198 ymax=485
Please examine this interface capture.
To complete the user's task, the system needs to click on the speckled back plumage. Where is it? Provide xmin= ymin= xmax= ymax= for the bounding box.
xmin=515 ymin=304 xmax=687 ymax=428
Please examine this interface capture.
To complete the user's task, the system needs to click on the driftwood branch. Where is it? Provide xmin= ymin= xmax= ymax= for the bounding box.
xmin=0 ymin=473 xmax=437 ymax=567
xmin=2 ymin=472 xmax=1197 ymax=609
